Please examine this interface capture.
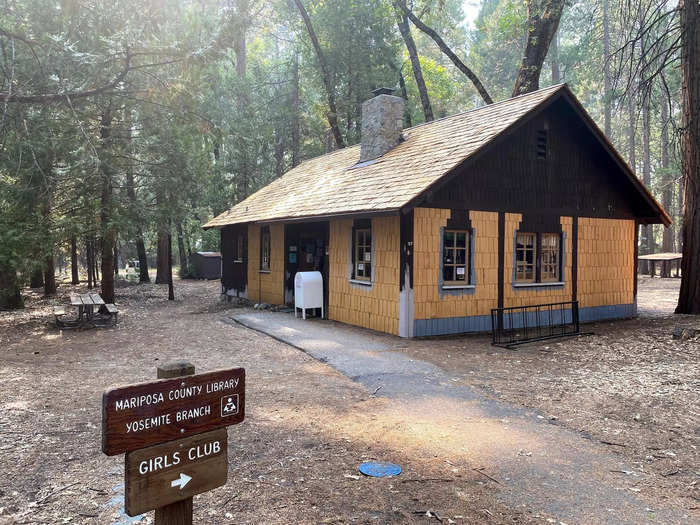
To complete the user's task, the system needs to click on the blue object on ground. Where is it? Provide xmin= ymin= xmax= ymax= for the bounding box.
xmin=359 ymin=461 xmax=402 ymax=477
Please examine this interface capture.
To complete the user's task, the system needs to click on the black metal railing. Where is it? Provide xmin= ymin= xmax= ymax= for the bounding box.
xmin=491 ymin=300 xmax=580 ymax=348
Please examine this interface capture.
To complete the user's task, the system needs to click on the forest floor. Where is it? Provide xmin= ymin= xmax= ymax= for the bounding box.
xmin=0 ymin=275 xmax=697 ymax=524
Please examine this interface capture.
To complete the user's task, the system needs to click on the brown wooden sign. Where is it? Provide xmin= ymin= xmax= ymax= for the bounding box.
xmin=102 ymin=368 xmax=245 ymax=455
xmin=125 ymin=428 xmax=228 ymax=516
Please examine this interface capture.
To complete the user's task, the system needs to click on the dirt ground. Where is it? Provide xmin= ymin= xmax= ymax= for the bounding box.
xmin=401 ymin=275 xmax=699 ymax=514
xmin=0 ymin=275 xmax=697 ymax=524
xmin=0 ymin=278 xmax=540 ymax=525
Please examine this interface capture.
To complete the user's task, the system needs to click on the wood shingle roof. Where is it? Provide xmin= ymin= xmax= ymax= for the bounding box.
xmin=204 ymin=84 xmax=669 ymax=228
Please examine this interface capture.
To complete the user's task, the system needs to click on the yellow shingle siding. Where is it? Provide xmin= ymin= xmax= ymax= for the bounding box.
xmin=577 ymin=218 xmax=635 ymax=308
xmin=247 ymin=223 xmax=284 ymax=305
xmin=204 ymin=86 xmax=565 ymax=228
xmin=328 ymin=216 xmax=400 ymax=335
xmin=413 ymin=208 xmax=500 ymax=320
xmin=504 ymin=214 xmax=574 ymax=308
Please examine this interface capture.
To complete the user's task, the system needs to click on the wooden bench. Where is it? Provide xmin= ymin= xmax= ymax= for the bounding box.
xmin=104 ymin=303 xmax=119 ymax=326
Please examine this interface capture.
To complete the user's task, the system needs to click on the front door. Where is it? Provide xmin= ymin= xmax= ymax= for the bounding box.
xmin=284 ymin=223 xmax=329 ymax=316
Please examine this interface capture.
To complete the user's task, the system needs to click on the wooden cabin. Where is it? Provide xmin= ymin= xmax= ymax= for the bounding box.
xmin=204 ymin=85 xmax=669 ymax=338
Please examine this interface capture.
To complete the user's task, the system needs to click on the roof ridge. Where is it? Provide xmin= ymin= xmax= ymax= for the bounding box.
xmin=403 ymin=83 xmax=566 ymax=133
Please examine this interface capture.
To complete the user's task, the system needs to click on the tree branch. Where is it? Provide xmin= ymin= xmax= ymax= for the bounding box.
xmin=0 ymin=51 xmax=131 ymax=104
xmin=395 ymin=0 xmax=493 ymax=104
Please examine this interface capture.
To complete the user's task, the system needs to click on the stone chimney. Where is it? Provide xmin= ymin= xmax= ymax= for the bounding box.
xmin=359 ymin=87 xmax=405 ymax=163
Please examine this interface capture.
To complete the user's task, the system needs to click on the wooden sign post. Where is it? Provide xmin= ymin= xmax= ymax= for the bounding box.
xmin=101 ymin=361 xmax=245 ymax=524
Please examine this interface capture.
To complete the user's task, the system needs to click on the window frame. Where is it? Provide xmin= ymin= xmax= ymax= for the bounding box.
xmin=515 ymin=232 xmax=537 ymax=283
xmin=353 ymin=227 xmax=372 ymax=282
xmin=234 ymin=234 xmax=244 ymax=263
xmin=442 ymin=229 xmax=471 ymax=286
xmin=260 ymin=226 xmax=270 ymax=272
xmin=514 ymin=231 xmax=563 ymax=285
xmin=540 ymin=233 xmax=561 ymax=282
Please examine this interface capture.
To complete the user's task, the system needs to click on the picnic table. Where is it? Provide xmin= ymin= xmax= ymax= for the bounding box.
xmin=54 ymin=293 xmax=118 ymax=329
xmin=638 ymin=252 xmax=682 ymax=278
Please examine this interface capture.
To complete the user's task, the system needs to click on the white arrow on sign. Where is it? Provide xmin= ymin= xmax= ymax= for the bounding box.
xmin=170 ymin=473 xmax=192 ymax=490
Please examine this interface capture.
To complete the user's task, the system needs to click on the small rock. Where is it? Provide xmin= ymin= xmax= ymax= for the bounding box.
xmin=633 ymin=414 xmax=641 ymax=421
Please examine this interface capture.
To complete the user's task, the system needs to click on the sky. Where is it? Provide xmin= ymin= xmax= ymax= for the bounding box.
xmin=462 ymin=0 xmax=481 ymax=29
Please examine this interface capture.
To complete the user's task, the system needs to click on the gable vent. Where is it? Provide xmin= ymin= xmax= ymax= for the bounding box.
xmin=536 ymin=129 xmax=548 ymax=159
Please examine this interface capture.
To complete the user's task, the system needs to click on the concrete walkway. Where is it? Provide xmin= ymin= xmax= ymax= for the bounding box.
xmin=232 ymin=311 xmax=689 ymax=524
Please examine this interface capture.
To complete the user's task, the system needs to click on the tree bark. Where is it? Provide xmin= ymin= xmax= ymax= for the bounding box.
xmin=512 ymin=0 xmax=566 ymax=96
xmin=71 ymin=237 xmax=79 ymax=284
xmin=395 ymin=7 xmax=433 ymax=122
xmin=99 ymin=109 xmax=116 ymax=304
xmin=86 ymin=237 xmax=94 ymax=289
xmin=156 ymin=228 xmax=169 ymax=284
xmin=0 ymin=264 xmax=22 ymax=309
xmin=167 ymin=231 xmax=175 ymax=301
xmin=550 ymin=28 xmax=561 ymax=84
xmin=176 ymin=222 xmax=188 ymax=277
xmin=233 ymin=0 xmax=248 ymax=77
xmin=125 ymin=168 xmax=150 ymax=282
xmin=641 ymin=95 xmax=652 ymax=255
xmin=43 ymin=256 xmax=57 ymax=296
xmin=602 ymin=0 xmax=612 ymax=137
xmin=676 ymin=0 xmax=700 ymax=313
xmin=660 ymin=100 xmax=673 ymax=257
xmin=30 ymin=268 xmax=44 ymax=288
xmin=290 ymin=52 xmax=301 ymax=168
xmin=397 ymin=69 xmax=412 ymax=128
xmin=396 ymin=1 xmax=493 ymax=105
xmin=294 ymin=0 xmax=346 ymax=148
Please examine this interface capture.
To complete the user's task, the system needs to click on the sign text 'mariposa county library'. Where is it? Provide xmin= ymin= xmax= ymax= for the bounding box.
xmin=102 ymin=368 xmax=245 ymax=455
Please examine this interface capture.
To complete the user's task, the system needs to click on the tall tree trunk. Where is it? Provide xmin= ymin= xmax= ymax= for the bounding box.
xmin=550 ymin=28 xmax=561 ymax=83
xmin=397 ymin=69 xmax=412 ymax=128
xmin=290 ymin=52 xmax=301 ymax=168
xmin=99 ymin=109 xmax=116 ymax=304
xmin=641 ymin=96 xmax=652 ymax=255
xmin=0 ymin=264 xmax=22 ymax=309
xmin=71 ymin=237 xmax=79 ymax=284
xmin=86 ymin=237 xmax=93 ymax=289
xmin=114 ymin=243 xmax=119 ymax=277
xmin=233 ymin=0 xmax=248 ymax=77
xmin=93 ymin=242 xmax=100 ymax=284
xmin=30 ymin=268 xmax=44 ymax=288
xmin=43 ymin=256 xmax=56 ymax=296
xmin=628 ymin=96 xmax=637 ymax=172
xmin=396 ymin=0 xmax=493 ymax=104
xmin=125 ymin=168 xmax=150 ymax=283
xmin=395 ymin=8 xmax=434 ymax=122
xmin=676 ymin=0 xmax=700 ymax=313
xmin=294 ymin=0 xmax=346 ymax=148
xmin=156 ymin=228 xmax=169 ymax=284
xmin=176 ymin=222 xmax=188 ymax=277
xmin=602 ymin=0 xmax=612 ymax=137
xmin=677 ymin=174 xmax=684 ymax=252
xmin=661 ymin=100 xmax=674 ymax=256
xmin=512 ymin=0 xmax=567 ymax=96
xmin=167 ymin=231 xmax=175 ymax=301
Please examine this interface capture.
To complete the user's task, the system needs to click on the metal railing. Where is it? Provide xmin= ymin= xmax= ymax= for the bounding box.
xmin=491 ymin=300 xmax=580 ymax=348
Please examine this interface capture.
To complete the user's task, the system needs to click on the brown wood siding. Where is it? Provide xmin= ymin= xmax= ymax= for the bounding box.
xmin=422 ymin=98 xmax=652 ymax=221
xmin=221 ymin=225 xmax=248 ymax=294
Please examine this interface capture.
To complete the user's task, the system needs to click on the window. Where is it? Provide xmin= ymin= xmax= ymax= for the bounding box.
xmin=234 ymin=234 xmax=244 ymax=263
xmin=353 ymin=228 xmax=371 ymax=281
xmin=260 ymin=226 xmax=270 ymax=271
xmin=443 ymin=230 xmax=469 ymax=285
xmin=515 ymin=232 xmax=561 ymax=284
xmin=541 ymin=233 xmax=560 ymax=281
xmin=515 ymin=233 xmax=536 ymax=282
